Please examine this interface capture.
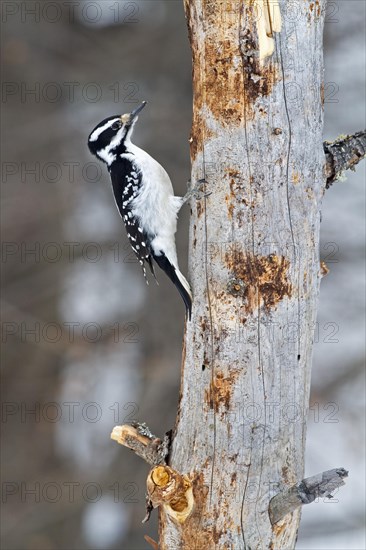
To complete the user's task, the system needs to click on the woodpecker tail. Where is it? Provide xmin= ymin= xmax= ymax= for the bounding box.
xmin=152 ymin=252 xmax=192 ymax=319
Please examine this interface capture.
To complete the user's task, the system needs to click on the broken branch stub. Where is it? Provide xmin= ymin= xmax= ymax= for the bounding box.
xmin=269 ymin=468 xmax=349 ymax=525
xmin=147 ymin=465 xmax=194 ymax=524
xmin=110 ymin=423 xmax=170 ymax=466
xmin=111 ymin=424 xmax=194 ymax=524
xmin=324 ymin=130 xmax=366 ymax=188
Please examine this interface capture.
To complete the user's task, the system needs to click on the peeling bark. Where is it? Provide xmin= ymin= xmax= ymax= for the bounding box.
xmin=160 ymin=0 xmax=327 ymax=548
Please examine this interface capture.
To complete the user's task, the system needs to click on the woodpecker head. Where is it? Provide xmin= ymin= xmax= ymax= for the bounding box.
xmin=88 ymin=101 xmax=147 ymax=165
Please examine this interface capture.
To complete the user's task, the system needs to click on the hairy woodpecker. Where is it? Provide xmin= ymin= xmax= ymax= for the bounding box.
xmin=88 ymin=101 xmax=197 ymax=318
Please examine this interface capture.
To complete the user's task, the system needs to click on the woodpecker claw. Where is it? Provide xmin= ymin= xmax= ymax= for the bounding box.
xmin=184 ymin=178 xmax=210 ymax=203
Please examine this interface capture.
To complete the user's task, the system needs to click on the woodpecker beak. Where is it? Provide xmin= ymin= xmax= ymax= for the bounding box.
xmin=121 ymin=101 xmax=147 ymax=125
xmin=131 ymin=101 xmax=147 ymax=119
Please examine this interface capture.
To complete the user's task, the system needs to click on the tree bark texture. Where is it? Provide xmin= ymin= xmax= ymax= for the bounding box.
xmin=160 ymin=1 xmax=326 ymax=548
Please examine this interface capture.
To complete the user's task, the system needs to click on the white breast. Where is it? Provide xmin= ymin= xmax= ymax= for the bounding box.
xmin=121 ymin=145 xmax=181 ymax=263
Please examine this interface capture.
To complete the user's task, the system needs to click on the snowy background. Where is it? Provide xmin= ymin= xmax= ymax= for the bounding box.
xmin=1 ymin=1 xmax=365 ymax=549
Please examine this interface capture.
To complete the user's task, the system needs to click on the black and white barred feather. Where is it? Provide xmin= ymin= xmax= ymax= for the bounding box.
xmin=110 ymin=159 xmax=155 ymax=282
xmin=88 ymin=104 xmax=192 ymax=318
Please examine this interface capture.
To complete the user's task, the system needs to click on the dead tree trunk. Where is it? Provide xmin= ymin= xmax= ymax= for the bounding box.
xmin=111 ymin=1 xmax=365 ymax=548
xmin=161 ymin=0 xmax=327 ymax=547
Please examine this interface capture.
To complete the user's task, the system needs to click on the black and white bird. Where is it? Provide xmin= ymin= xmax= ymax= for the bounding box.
xmin=88 ymin=101 xmax=198 ymax=318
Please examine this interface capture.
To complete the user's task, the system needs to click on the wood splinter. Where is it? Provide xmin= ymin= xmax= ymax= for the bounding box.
xmin=269 ymin=467 xmax=349 ymax=525
xmin=254 ymin=0 xmax=282 ymax=61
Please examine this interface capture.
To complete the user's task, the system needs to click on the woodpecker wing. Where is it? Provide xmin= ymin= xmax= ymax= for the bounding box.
xmin=109 ymin=159 xmax=155 ymax=280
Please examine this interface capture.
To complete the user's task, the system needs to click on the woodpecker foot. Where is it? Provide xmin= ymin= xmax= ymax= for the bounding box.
xmin=184 ymin=178 xmax=211 ymax=203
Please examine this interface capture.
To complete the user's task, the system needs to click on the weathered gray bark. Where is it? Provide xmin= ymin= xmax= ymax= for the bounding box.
xmin=160 ymin=0 xmax=327 ymax=547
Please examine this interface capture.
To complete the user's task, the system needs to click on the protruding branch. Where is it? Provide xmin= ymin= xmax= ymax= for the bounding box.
xmin=269 ymin=467 xmax=348 ymax=524
xmin=324 ymin=131 xmax=366 ymax=188
xmin=111 ymin=422 xmax=171 ymax=466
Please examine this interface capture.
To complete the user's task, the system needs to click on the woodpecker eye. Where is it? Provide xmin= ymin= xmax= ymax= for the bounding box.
xmin=111 ymin=121 xmax=122 ymax=131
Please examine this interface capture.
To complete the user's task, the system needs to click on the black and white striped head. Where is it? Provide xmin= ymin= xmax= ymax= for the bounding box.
xmin=88 ymin=101 xmax=147 ymax=165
